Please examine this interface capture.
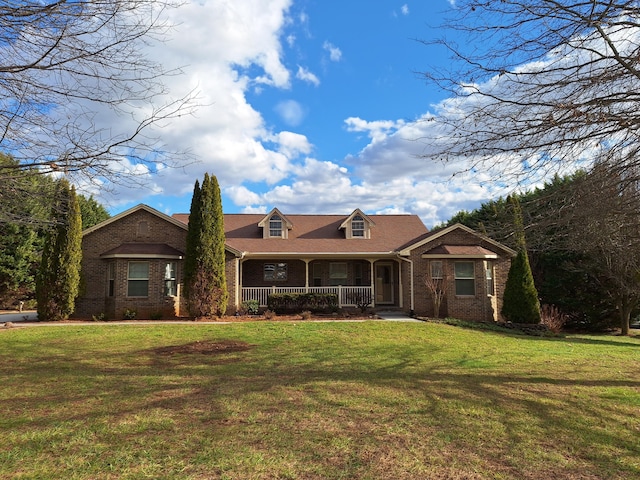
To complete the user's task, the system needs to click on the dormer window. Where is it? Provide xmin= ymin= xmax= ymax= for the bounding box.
xmin=258 ymin=208 xmax=292 ymax=239
xmin=352 ymin=215 xmax=365 ymax=237
xmin=340 ymin=209 xmax=374 ymax=239
xmin=269 ymin=215 xmax=282 ymax=237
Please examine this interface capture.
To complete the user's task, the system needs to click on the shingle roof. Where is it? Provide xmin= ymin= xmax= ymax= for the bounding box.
xmin=422 ymin=245 xmax=498 ymax=257
xmin=172 ymin=213 xmax=428 ymax=255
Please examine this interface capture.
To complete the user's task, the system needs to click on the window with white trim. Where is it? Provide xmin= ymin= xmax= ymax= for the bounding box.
xmin=164 ymin=262 xmax=177 ymax=296
xmin=107 ymin=262 xmax=115 ymax=297
xmin=127 ymin=261 xmax=149 ymax=297
xmin=351 ymin=215 xmax=365 ymax=237
xmin=485 ymin=262 xmax=494 ymax=296
xmin=264 ymin=263 xmax=287 ymax=281
xmin=454 ymin=261 xmax=475 ymax=296
xmin=329 ymin=262 xmax=348 ymax=286
xmin=430 ymin=260 xmax=443 ymax=280
xmin=269 ymin=214 xmax=282 ymax=238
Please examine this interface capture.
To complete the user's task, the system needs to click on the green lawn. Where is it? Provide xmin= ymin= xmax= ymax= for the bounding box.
xmin=1 ymin=321 xmax=639 ymax=479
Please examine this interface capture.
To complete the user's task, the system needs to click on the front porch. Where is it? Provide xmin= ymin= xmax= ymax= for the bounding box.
xmin=242 ymin=285 xmax=374 ymax=308
xmin=236 ymin=258 xmax=401 ymax=310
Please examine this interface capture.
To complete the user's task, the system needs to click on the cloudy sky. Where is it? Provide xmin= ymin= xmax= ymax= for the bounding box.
xmin=98 ymin=0 xmax=511 ymax=228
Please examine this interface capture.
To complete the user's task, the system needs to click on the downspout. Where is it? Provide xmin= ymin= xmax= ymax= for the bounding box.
xmin=397 ymin=255 xmax=414 ymax=315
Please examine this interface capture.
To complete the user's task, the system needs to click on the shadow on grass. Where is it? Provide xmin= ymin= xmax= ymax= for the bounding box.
xmin=1 ymin=324 xmax=639 ymax=478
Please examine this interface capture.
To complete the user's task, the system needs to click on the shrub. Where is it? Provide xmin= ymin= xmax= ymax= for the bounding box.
xmin=346 ymin=291 xmax=372 ymax=313
xmin=91 ymin=312 xmax=106 ymax=322
xmin=241 ymin=299 xmax=260 ymax=315
xmin=540 ymin=304 xmax=567 ymax=333
xmin=267 ymin=292 xmax=338 ymax=313
xmin=123 ymin=308 xmax=137 ymax=320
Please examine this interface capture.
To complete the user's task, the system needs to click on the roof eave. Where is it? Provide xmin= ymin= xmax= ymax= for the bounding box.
xmin=421 ymin=254 xmax=498 ymax=259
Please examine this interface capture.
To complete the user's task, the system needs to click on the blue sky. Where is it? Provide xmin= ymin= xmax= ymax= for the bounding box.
xmin=92 ymin=0 xmax=509 ymax=229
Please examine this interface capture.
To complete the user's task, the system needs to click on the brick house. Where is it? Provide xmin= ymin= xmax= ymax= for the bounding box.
xmin=74 ymin=204 xmax=515 ymax=321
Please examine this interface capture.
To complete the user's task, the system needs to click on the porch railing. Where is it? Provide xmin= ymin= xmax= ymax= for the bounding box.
xmin=241 ymin=286 xmax=373 ymax=308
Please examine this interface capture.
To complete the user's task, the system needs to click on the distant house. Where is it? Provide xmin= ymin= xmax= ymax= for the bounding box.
xmin=74 ymin=204 xmax=515 ymax=321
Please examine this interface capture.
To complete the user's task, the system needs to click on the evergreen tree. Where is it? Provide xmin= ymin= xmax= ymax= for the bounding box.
xmin=35 ymin=180 xmax=83 ymax=321
xmin=501 ymin=196 xmax=541 ymax=324
xmin=78 ymin=195 xmax=110 ymax=229
xmin=184 ymin=174 xmax=227 ymax=317
xmin=183 ymin=179 xmax=201 ymax=303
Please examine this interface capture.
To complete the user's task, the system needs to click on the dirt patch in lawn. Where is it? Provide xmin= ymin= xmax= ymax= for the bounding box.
xmin=151 ymin=339 xmax=255 ymax=355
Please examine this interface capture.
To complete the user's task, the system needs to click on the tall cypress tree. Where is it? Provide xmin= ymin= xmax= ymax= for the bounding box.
xmin=183 ymin=179 xmax=201 ymax=303
xmin=35 ymin=180 xmax=82 ymax=321
xmin=184 ymin=174 xmax=227 ymax=317
xmin=501 ymin=196 xmax=541 ymax=324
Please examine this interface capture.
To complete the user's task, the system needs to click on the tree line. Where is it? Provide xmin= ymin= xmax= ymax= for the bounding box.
xmin=0 ymin=154 xmax=109 ymax=310
xmin=443 ymin=166 xmax=640 ymax=334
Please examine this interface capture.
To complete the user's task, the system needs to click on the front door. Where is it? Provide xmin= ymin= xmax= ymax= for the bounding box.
xmin=375 ymin=263 xmax=394 ymax=304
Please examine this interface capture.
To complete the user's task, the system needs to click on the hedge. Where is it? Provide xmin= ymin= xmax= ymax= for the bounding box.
xmin=267 ymin=292 xmax=338 ymax=313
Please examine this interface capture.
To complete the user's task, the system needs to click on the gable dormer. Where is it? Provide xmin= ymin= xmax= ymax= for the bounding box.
xmin=258 ymin=208 xmax=293 ymax=239
xmin=339 ymin=209 xmax=375 ymax=239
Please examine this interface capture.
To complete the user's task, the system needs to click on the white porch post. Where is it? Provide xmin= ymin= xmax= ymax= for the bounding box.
xmin=369 ymin=259 xmax=376 ymax=308
xmin=235 ymin=257 xmax=241 ymax=309
xmin=304 ymin=259 xmax=310 ymax=292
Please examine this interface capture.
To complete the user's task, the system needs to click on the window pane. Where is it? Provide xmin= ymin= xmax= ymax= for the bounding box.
xmin=455 ymin=279 xmax=475 ymax=296
xmin=128 ymin=262 xmax=149 ymax=296
xmin=128 ymin=262 xmax=149 ymax=279
xmin=330 ymin=263 xmax=347 ymax=286
xmin=128 ymin=280 xmax=149 ymax=297
xmin=330 ymin=263 xmax=347 ymax=278
xmin=455 ymin=262 xmax=475 ymax=296
xmin=269 ymin=215 xmax=282 ymax=237
xmin=431 ymin=261 xmax=443 ymax=279
xmin=486 ymin=263 xmax=494 ymax=296
xmin=164 ymin=262 xmax=176 ymax=280
xmin=264 ymin=263 xmax=287 ymax=281
xmin=352 ymin=215 xmax=365 ymax=236
xmin=454 ymin=262 xmax=474 ymax=279
xmin=107 ymin=263 xmax=115 ymax=297
xmin=164 ymin=280 xmax=177 ymax=297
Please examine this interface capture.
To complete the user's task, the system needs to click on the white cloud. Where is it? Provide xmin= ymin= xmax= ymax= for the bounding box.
xmin=323 ymin=41 xmax=342 ymax=62
xmin=344 ymin=117 xmax=406 ymax=142
xmin=274 ymin=99 xmax=306 ymax=126
xmin=274 ymin=131 xmax=313 ymax=158
xmin=296 ymin=65 xmax=320 ymax=86
xmin=401 ymin=4 xmax=409 ymax=15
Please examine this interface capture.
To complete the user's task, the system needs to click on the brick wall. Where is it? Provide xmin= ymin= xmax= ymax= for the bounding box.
xmin=75 ymin=209 xmax=188 ymax=319
xmin=407 ymin=229 xmax=513 ymax=322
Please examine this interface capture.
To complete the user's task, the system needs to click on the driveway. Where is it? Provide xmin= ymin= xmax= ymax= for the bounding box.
xmin=0 ymin=311 xmax=38 ymax=322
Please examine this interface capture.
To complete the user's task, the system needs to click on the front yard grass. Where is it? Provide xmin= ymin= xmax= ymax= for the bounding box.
xmin=1 ymin=321 xmax=639 ymax=479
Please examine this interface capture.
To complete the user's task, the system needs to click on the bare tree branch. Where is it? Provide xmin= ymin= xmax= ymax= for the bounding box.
xmin=0 ymin=1 xmax=198 ymax=201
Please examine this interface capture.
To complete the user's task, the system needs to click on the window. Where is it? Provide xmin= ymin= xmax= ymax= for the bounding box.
xmin=454 ymin=262 xmax=475 ymax=296
xmin=485 ymin=262 xmax=494 ymax=296
xmin=264 ymin=263 xmax=287 ymax=281
xmin=313 ymin=263 xmax=322 ymax=286
xmin=164 ymin=262 xmax=177 ymax=296
xmin=107 ymin=263 xmax=115 ymax=297
xmin=329 ymin=262 xmax=348 ymax=286
xmin=128 ymin=262 xmax=149 ymax=297
xmin=430 ymin=260 xmax=443 ymax=280
xmin=269 ymin=214 xmax=282 ymax=237
xmin=352 ymin=215 xmax=365 ymax=237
